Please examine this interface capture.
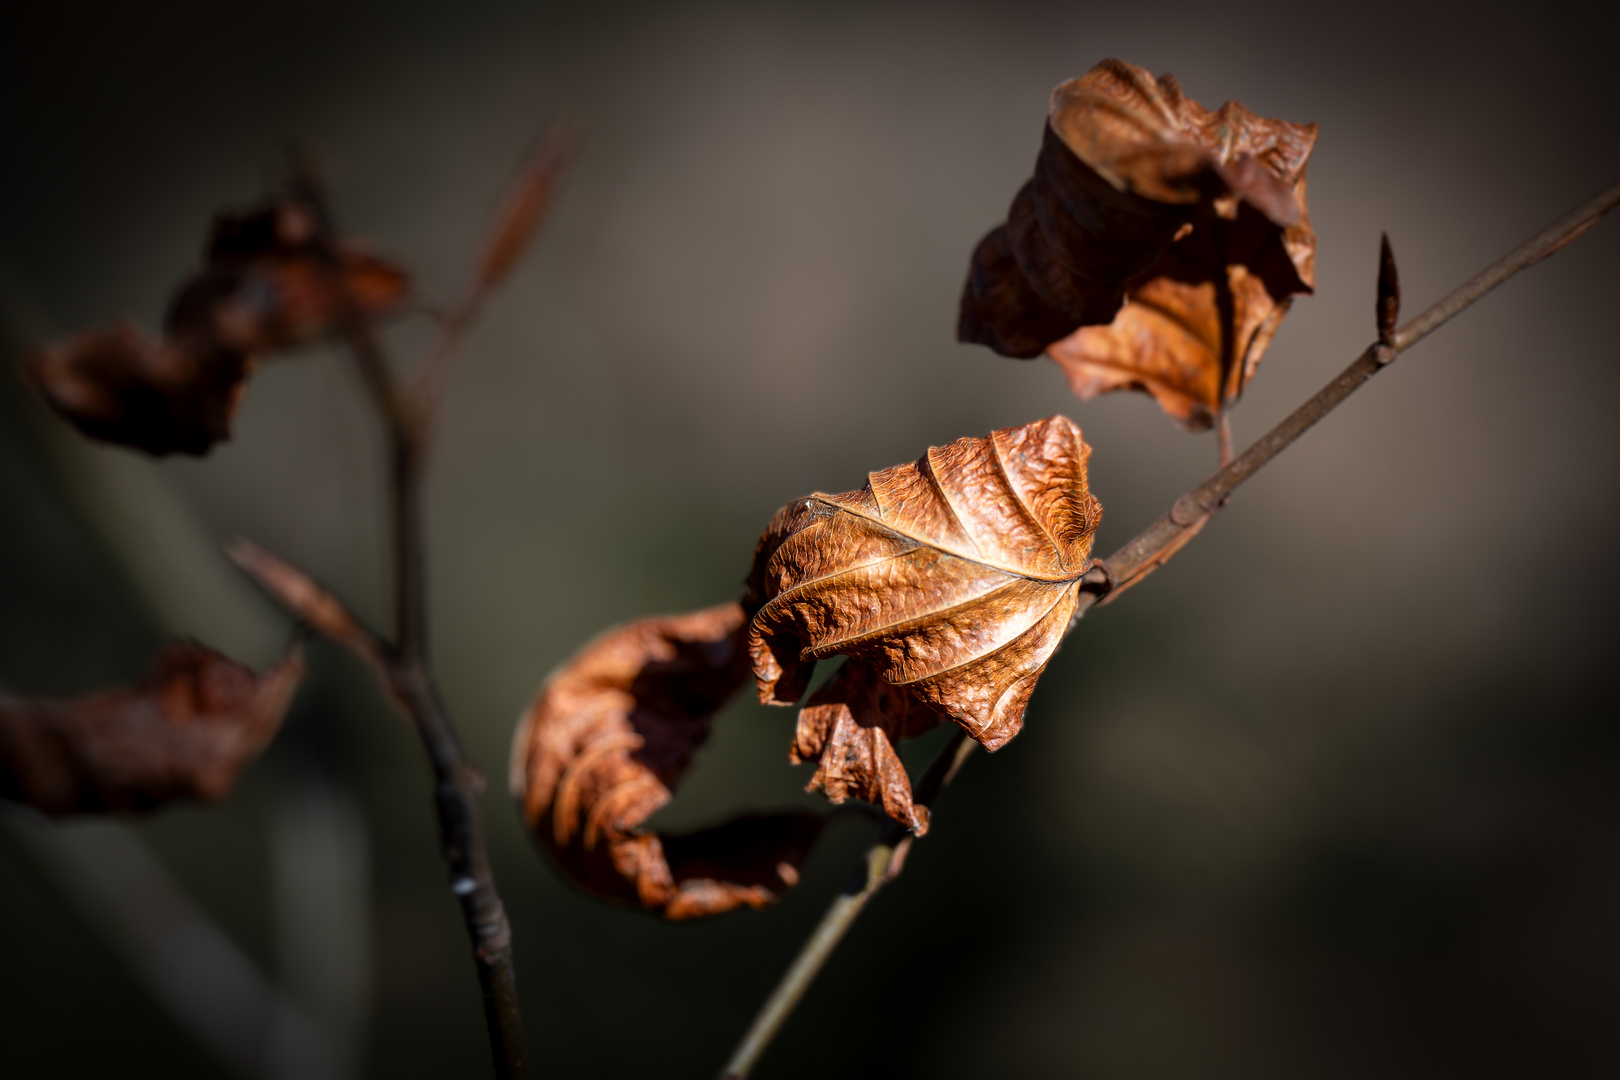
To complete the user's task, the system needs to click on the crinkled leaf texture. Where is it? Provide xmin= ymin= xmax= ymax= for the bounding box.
xmin=793 ymin=658 xmax=943 ymax=834
xmin=749 ymin=415 xmax=1101 ymax=755
xmin=511 ymin=603 xmax=823 ymax=920
xmin=959 ymin=58 xmax=1317 ymax=430
xmin=0 ymin=642 xmax=304 ymax=814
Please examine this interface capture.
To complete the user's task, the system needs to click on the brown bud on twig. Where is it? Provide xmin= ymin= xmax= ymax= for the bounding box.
xmin=0 ymin=642 xmax=304 ymax=814
xmin=1377 ymin=232 xmax=1401 ymax=349
xmin=748 ymin=416 xmax=1101 ymax=752
xmin=511 ymin=603 xmax=823 ymax=920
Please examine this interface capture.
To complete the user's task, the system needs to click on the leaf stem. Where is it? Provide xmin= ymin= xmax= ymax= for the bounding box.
xmin=718 ymin=174 xmax=1620 ymax=1077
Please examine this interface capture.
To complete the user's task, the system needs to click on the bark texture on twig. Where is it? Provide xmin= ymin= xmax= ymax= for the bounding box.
xmin=718 ymin=175 xmax=1620 ymax=1079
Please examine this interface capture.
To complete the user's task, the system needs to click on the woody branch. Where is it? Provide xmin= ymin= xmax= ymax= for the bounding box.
xmin=719 ymin=175 xmax=1620 ymax=1080
xmin=230 ymin=159 xmax=528 ymax=1080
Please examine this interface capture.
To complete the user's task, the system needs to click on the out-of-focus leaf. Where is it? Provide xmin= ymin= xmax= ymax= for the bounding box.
xmin=168 ymin=200 xmax=411 ymax=354
xmin=959 ymin=58 xmax=1317 ymax=430
xmin=24 ymin=197 xmax=410 ymax=456
xmin=511 ymin=603 xmax=823 ymax=920
xmin=0 ymin=642 xmax=304 ymax=814
xmin=793 ymin=659 xmax=943 ymax=833
xmin=475 ymin=125 xmax=575 ymax=297
xmin=23 ymin=324 xmax=252 ymax=456
xmin=749 ymin=415 xmax=1101 ymax=752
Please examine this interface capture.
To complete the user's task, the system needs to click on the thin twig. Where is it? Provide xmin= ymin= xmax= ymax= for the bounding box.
xmin=719 ymin=731 xmax=974 ymax=1080
xmin=266 ymin=154 xmax=527 ymax=1079
xmin=1094 ymin=176 xmax=1620 ymax=606
xmin=719 ymin=175 xmax=1620 ymax=1077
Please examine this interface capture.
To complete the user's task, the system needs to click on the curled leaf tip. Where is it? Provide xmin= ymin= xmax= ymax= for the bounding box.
xmin=960 ymin=58 xmax=1317 ymax=431
xmin=0 ymin=642 xmax=304 ymax=814
xmin=749 ymin=415 xmax=1101 ymax=755
xmin=793 ymin=659 xmax=943 ymax=834
xmin=511 ymin=603 xmax=823 ymax=919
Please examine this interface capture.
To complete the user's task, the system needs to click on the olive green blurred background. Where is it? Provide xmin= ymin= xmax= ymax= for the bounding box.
xmin=3 ymin=1 xmax=1619 ymax=1076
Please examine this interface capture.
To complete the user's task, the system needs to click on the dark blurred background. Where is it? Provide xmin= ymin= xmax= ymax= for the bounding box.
xmin=2 ymin=1 xmax=1619 ymax=1076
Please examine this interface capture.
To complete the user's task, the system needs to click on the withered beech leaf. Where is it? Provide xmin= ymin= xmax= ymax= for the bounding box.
xmin=24 ymin=324 xmax=253 ymax=456
xmin=167 ymin=199 xmax=411 ymax=355
xmin=959 ymin=58 xmax=1317 ymax=430
xmin=749 ymin=415 xmax=1101 ymax=752
xmin=0 ymin=642 xmax=304 ymax=814
xmin=510 ymin=603 xmax=823 ymax=920
xmin=793 ymin=658 xmax=943 ymax=834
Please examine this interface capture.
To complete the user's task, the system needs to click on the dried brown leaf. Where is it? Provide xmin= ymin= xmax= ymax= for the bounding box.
xmin=0 ymin=642 xmax=304 ymax=814
xmin=511 ymin=603 xmax=823 ymax=920
xmin=748 ymin=415 xmax=1101 ymax=752
xmin=793 ymin=658 xmax=943 ymax=834
xmin=167 ymin=199 xmax=412 ymax=354
xmin=959 ymin=58 xmax=1317 ymax=430
xmin=23 ymin=324 xmax=252 ymax=456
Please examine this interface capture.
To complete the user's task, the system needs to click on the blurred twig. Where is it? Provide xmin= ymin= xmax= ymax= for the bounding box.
xmin=718 ymin=176 xmax=1620 ymax=1078
xmin=233 ymin=152 xmax=534 ymax=1080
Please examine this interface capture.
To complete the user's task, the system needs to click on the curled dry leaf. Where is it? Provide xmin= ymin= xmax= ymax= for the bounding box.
xmin=24 ymin=324 xmax=252 ymax=456
xmin=749 ymin=415 xmax=1101 ymax=753
xmin=0 ymin=642 xmax=304 ymax=814
xmin=959 ymin=58 xmax=1317 ymax=430
xmin=511 ymin=603 xmax=823 ymax=920
xmin=168 ymin=199 xmax=412 ymax=354
xmin=793 ymin=658 xmax=943 ymax=834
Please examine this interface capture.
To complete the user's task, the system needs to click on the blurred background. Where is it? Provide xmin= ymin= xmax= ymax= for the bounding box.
xmin=2 ymin=1 xmax=1619 ymax=1076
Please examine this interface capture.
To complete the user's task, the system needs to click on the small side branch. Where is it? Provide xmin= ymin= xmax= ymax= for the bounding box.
xmin=227 ymin=540 xmax=525 ymax=1079
xmin=718 ymin=175 xmax=1620 ymax=1077
xmin=1094 ymin=176 xmax=1620 ymax=604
